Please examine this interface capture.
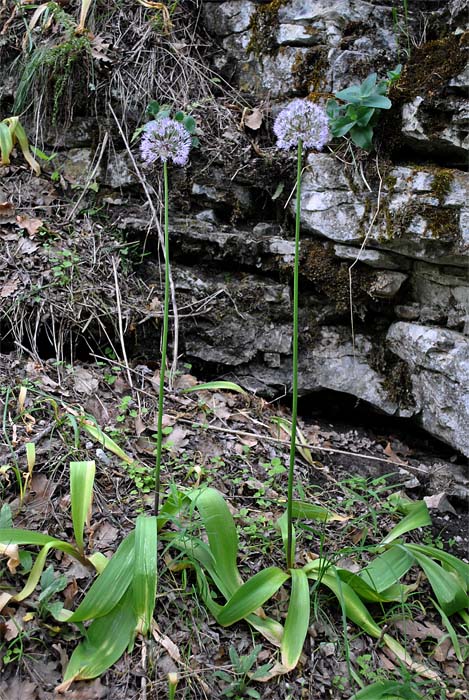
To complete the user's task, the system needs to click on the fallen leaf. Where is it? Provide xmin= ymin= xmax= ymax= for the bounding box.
xmin=1 ymin=275 xmax=20 ymax=298
xmin=164 ymin=425 xmax=188 ymax=453
xmin=0 ymin=542 xmax=20 ymax=573
xmin=16 ymin=214 xmax=43 ymax=237
xmin=72 ymin=367 xmax=99 ymax=394
xmin=2 ymin=679 xmax=37 ymax=700
xmin=0 ymin=200 xmax=16 ymax=223
xmin=244 ymin=107 xmax=263 ymax=130
xmin=423 ymin=492 xmax=457 ymax=514
xmin=153 ymin=626 xmax=181 ymax=663
xmin=384 ymin=441 xmax=407 ymax=464
xmin=16 ymin=237 xmax=39 ymax=254
xmin=173 ymin=373 xmax=198 ymax=390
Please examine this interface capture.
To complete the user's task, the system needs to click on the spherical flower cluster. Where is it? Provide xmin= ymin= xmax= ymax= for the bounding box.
xmin=140 ymin=117 xmax=192 ymax=166
xmin=273 ymin=99 xmax=329 ymax=151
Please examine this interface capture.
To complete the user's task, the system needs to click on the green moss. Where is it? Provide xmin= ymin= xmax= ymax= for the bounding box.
xmin=431 ymin=169 xmax=454 ymax=204
xmin=301 ymin=240 xmax=374 ymax=313
xmin=246 ymin=0 xmax=285 ymax=59
xmin=291 ymin=47 xmax=327 ymax=94
xmin=368 ymin=345 xmax=415 ymax=409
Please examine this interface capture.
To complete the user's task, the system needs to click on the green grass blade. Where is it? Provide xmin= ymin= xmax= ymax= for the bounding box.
xmin=182 ymin=381 xmax=246 ymax=395
xmin=70 ymin=460 xmax=95 ymax=554
xmin=63 ymin=531 xmax=135 ymax=622
xmin=218 ymin=567 xmax=289 ymax=627
xmin=359 ymin=546 xmax=415 ymax=592
xmin=132 ymin=515 xmax=157 ymax=635
xmin=432 ymin=598 xmax=464 ymax=663
xmin=62 ymin=587 xmax=137 ymax=683
xmin=277 ymin=511 xmax=296 ymax=563
xmin=381 ymin=501 xmax=431 ymax=545
xmin=190 ymin=488 xmax=242 ymax=597
xmin=281 ymin=568 xmax=310 ymax=670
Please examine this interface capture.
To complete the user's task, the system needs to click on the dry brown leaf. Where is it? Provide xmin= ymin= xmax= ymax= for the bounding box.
xmin=164 ymin=425 xmax=188 ymax=453
xmin=2 ymin=679 xmax=37 ymax=700
xmin=384 ymin=441 xmax=408 ymax=464
xmin=16 ymin=214 xmax=43 ymax=236
xmin=0 ymin=542 xmax=20 ymax=573
xmin=16 ymin=237 xmax=39 ymax=254
xmin=1 ymin=275 xmax=20 ymax=298
xmin=244 ymin=107 xmax=264 ymax=130
xmin=153 ymin=625 xmax=181 ymax=663
xmin=90 ymin=34 xmax=111 ymax=62
xmin=0 ymin=200 xmax=16 ymax=223
xmin=72 ymin=367 xmax=99 ymax=394
xmin=134 ymin=414 xmax=146 ymax=437
xmin=173 ymin=373 xmax=198 ymax=390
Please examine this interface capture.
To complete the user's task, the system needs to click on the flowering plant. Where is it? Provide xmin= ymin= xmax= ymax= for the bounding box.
xmin=273 ymin=99 xmax=329 ymax=570
xmin=139 ymin=105 xmax=194 ymax=515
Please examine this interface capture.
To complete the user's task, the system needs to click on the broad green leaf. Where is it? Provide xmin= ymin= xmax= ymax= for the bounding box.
xmin=354 ymin=107 xmax=375 ymax=126
xmin=0 ymin=121 xmax=13 ymax=164
xmin=307 ymin=566 xmax=381 ymax=638
xmin=330 ymin=116 xmax=355 ymax=137
xmin=359 ymin=546 xmax=415 ymax=592
xmin=81 ymin=419 xmax=134 ymax=464
xmin=334 ymin=85 xmax=362 ymax=103
xmin=189 ymin=488 xmax=242 ymax=598
xmin=340 ymin=568 xmax=412 ymax=603
xmin=132 ymin=515 xmax=157 ymax=635
xmin=361 ymin=95 xmax=392 ymax=109
xmin=182 ymin=381 xmax=246 ymax=395
xmin=359 ymin=73 xmax=378 ymax=95
xmin=218 ymin=567 xmax=289 ymax=627
xmin=70 ymin=460 xmax=95 ymax=553
xmin=62 ymin=531 xmax=135 ymax=622
xmin=405 ymin=543 xmax=469 ymax=589
xmin=381 ymin=501 xmax=431 ymax=545
xmin=351 ymin=680 xmax=423 ymax=699
xmin=281 ymin=569 xmax=310 ymax=670
xmin=62 ymin=587 xmax=137 ymax=683
xmin=183 ymin=115 xmax=196 ymax=133
xmin=11 ymin=119 xmax=40 ymax=175
xmin=404 ymin=547 xmax=469 ymax=616
xmin=291 ymin=501 xmax=347 ymax=523
xmin=350 ymin=125 xmax=373 ymax=150
xmin=277 ymin=511 xmax=296 ymax=563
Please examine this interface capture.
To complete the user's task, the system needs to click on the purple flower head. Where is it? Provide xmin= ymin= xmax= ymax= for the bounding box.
xmin=140 ymin=117 xmax=192 ymax=166
xmin=274 ymin=99 xmax=329 ymax=151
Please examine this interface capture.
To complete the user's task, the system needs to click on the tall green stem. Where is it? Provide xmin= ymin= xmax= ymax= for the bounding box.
xmin=286 ymin=139 xmax=303 ymax=570
xmin=155 ymin=161 xmax=170 ymax=516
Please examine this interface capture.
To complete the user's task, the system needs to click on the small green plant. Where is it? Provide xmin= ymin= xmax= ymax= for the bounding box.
xmin=215 ymin=644 xmax=271 ymax=698
xmin=0 ymin=117 xmax=41 ymax=175
xmin=50 ymin=248 xmax=79 ymax=285
xmin=327 ymin=66 xmax=402 ymax=150
xmin=37 ymin=564 xmax=68 ymax=619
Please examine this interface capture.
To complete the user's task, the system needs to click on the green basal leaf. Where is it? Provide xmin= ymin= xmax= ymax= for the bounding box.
xmin=359 ymin=546 xmax=415 ymax=592
xmin=146 ymin=100 xmax=160 ymax=116
xmin=330 ymin=115 xmax=355 ymax=137
xmin=81 ymin=418 xmax=135 ymax=464
xmin=61 ymin=531 xmax=136 ymax=622
xmin=351 ymin=680 xmax=423 ymax=700
xmin=189 ymin=487 xmax=242 ymax=598
xmin=11 ymin=119 xmax=41 ymax=175
xmin=182 ymin=380 xmax=246 ymax=395
xmin=218 ymin=567 xmax=289 ymax=626
xmin=291 ymin=500 xmax=346 ymax=523
xmin=174 ymin=111 xmax=185 ymax=121
xmin=334 ymin=85 xmax=362 ymax=103
xmin=132 ymin=515 xmax=157 ymax=635
xmin=381 ymin=501 xmax=431 ymax=545
xmin=340 ymin=567 xmax=411 ymax=603
xmin=354 ymin=107 xmax=375 ymax=126
xmin=326 ymin=99 xmax=341 ymax=118
xmin=277 ymin=511 xmax=296 ymax=563
xmin=62 ymin=587 xmax=137 ymax=683
xmin=70 ymin=460 xmax=95 ymax=554
xmin=402 ymin=546 xmax=469 ymax=616
xmin=281 ymin=568 xmax=310 ymax=670
xmin=0 ymin=121 xmax=13 ymax=164
xmin=431 ymin=598 xmax=464 ymax=663
xmin=405 ymin=543 xmax=469 ymax=589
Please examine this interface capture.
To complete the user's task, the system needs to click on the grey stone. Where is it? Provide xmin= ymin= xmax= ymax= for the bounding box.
xmin=59 ymin=148 xmax=100 ymax=186
xmin=368 ymin=271 xmax=408 ymax=299
xmin=333 ymin=245 xmax=408 ymax=270
xmin=387 ymin=323 xmax=469 ymax=456
xmin=105 ymin=151 xmax=137 ymax=188
xmin=201 ymin=1 xmax=254 ymax=37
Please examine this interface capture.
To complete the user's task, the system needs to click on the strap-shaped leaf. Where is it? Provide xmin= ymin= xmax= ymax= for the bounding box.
xmin=0 ymin=121 xmax=13 ymax=164
xmin=63 ymin=531 xmax=135 ymax=622
xmin=404 ymin=547 xmax=469 ymax=616
xmin=11 ymin=119 xmax=40 ymax=175
xmin=351 ymin=679 xmax=423 ymax=699
xmin=359 ymin=546 xmax=415 ymax=592
xmin=189 ymin=488 xmax=242 ymax=598
xmin=291 ymin=501 xmax=347 ymax=523
xmin=381 ymin=501 xmax=431 ymax=545
xmin=340 ymin=568 xmax=412 ymax=603
xmin=70 ymin=460 xmax=95 ymax=554
xmin=62 ymin=587 xmax=137 ymax=684
xmin=218 ymin=567 xmax=289 ymax=627
xmin=405 ymin=543 xmax=469 ymax=589
xmin=132 ymin=515 xmax=157 ymax=635
xmin=182 ymin=381 xmax=246 ymax=395
xmin=281 ymin=569 xmax=310 ymax=670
